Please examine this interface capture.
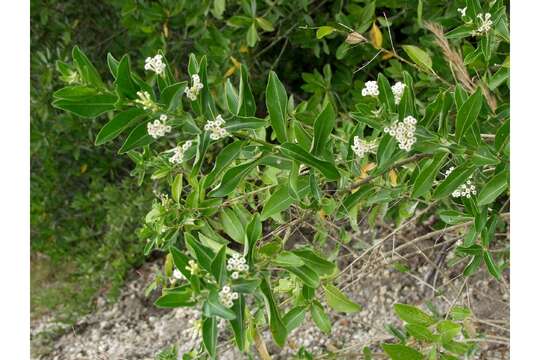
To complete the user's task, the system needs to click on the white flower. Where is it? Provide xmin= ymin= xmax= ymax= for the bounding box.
xmin=184 ymin=74 xmax=204 ymax=101
xmin=144 ymin=54 xmax=166 ymax=75
xmin=443 ymin=167 xmax=478 ymax=198
xmin=383 ymin=115 xmax=417 ymax=152
xmin=204 ymin=115 xmax=229 ymax=140
xmin=135 ymin=91 xmax=159 ymax=112
xmin=473 ymin=13 xmax=493 ymax=36
xmin=391 ymin=81 xmax=406 ymax=105
xmin=186 ymin=260 xmax=199 ymax=275
xmin=351 ymin=136 xmax=377 ymax=158
xmin=169 ymin=140 xmax=193 ymax=164
xmin=172 ymin=269 xmax=185 ymax=280
xmin=458 ymin=7 xmax=467 ymax=17
xmin=361 ymin=80 xmax=379 ymax=97
xmin=219 ymin=286 xmax=238 ymax=308
xmin=226 ymin=254 xmax=249 ymax=279
xmin=147 ymin=115 xmax=172 ymax=139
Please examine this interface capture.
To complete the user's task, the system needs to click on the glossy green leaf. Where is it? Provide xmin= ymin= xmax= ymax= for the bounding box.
xmin=316 ymin=26 xmax=336 ymax=39
xmin=455 ymin=89 xmax=483 ymax=142
xmin=211 ymin=246 xmax=227 ymax=286
xmin=402 ymin=45 xmax=432 ymax=70
xmin=311 ymin=103 xmax=335 ymax=156
xmin=292 ymin=248 xmax=336 ymax=276
xmin=260 ymin=277 xmax=287 ymax=347
xmin=394 ymin=304 xmax=436 ymax=326
xmin=245 ymin=213 xmax=261 ymax=267
xmin=284 ymin=265 xmax=319 ymax=288
xmin=202 ymin=317 xmax=217 ymax=359
xmin=283 ymin=306 xmax=306 ymax=333
xmin=377 ymin=73 xmax=395 ymax=112
xmin=52 ymin=93 xmax=117 ymax=118
xmin=382 ymin=344 xmax=423 ymax=360
xmin=118 ymin=121 xmax=154 ymax=153
xmin=229 ymin=294 xmax=246 ymax=351
xmin=171 ymin=173 xmax=183 ymax=203
xmin=72 ymin=45 xmax=103 ymax=88
xmin=95 ymin=108 xmax=145 ymax=145
xmin=273 ymin=251 xmax=305 ymax=267
xmin=204 ymin=140 xmax=245 ymax=188
xmin=231 ymin=278 xmax=261 ymax=293
xmin=412 ymin=152 xmax=448 ymax=198
xmin=405 ymin=324 xmax=436 ymax=342
xmin=115 ymin=55 xmax=139 ymax=99
xmin=203 ymin=291 xmax=237 ymax=320
xmin=154 ymin=291 xmax=195 ymax=308
xmin=483 ymin=251 xmax=502 ymax=280
xmin=209 ymin=157 xmax=262 ymax=197
xmin=237 ymin=64 xmax=256 ymax=116
xmin=311 ymin=300 xmax=331 ymax=334
xmin=280 ymin=143 xmax=340 ymax=181
xmin=433 ymin=163 xmax=475 ymax=200
xmin=261 ymin=178 xmax=310 ymax=220
xmin=323 ymin=284 xmax=362 ymax=313
xmin=266 ymin=71 xmax=289 ymax=143
xmin=477 ymin=170 xmax=508 ymax=206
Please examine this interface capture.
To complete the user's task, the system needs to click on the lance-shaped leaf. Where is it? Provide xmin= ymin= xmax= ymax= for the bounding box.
xmin=259 ymin=277 xmax=287 ymax=347
xmin=72 ymin=45 xmax=104 ymax=88
xmin=377 ymin=73 xmax=395 ymax=112
xmin=237 ymin=64 xmax=256 ymax=116
xmin=382 ymin=344 xmax=423 ymax=360
xmin=433 ymin=162 xmax=475 ymax=200
xmin=394 ymin=304 xmax=436 ymax=326
xmin=284 ymin=265 xmax=319 ymax=288
xmin=118 ymin=120 xmax=154 ymax=153
xmin=185 ymin=233 xmax=214 ymax=272
xmin=203 ymin=290 xmax=236 ymax=320
xmin=202 ymin=317 xmax=217 ymax=359
xmin=115 ymin=55 xmax=139 ymax=99
xmin=311 ymin=300 xmax=331 ymax=334
xmin=477 ymin=169 xmax=508 ymax=206
xmin=52 ymin=93 xmax=117 ymax=118
xmin=211 ymin=246 xmax=227 ymax=286
xmin=283 ymin=306 xmax=306 ymax=333
xmin=204 ymin=140 xmax=245 ymax=188
xmin=229 ymin=294 xmax=246 ymax=351
xmin=280 ymin=143 xmax=340 ymax=181
xmin=95 ymin=108 xmax=146 ymax=145
xmin=311 ymin=102 xmax=336 ymax=156
xmin=292 ymin=247 xmax=337 ymax=276
xmin=455 ymin=89 xmax=483 ymax=142
xmin=261 ymin=177 xmax=310 ymax=220
xmin=154 ymin=289 xmax=196 ymax=308
xmin=209 ymin=156 xmax=263 ymax=197
xmin=245 ymin=213 xmax=261 ymax=267
xmin=411 ymin=152 xmax=448 ymax=198
xmin=323 ymin=283 xmax=362 ymax=313
xmin=266 ymin=71 xmax=288 ymax=143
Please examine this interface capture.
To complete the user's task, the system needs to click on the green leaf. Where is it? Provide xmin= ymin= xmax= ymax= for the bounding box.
xmin=323 ymin=284 xmax=362 ymax=313
xmin=171 ymin=173 xmax=183 ymax=203
xmin=203 ymin=291 xmax=237 ymax=320
xmin=191 ymin=132 xmax=211 ymax=178
xmin=273 ymin=251 xmax=305 ymax=267
xmin=280 ymin=143 xmax=340 ymax=181
xmin=169 ymin=247 xmax=192 ymax=281
xmin=209 ymin=157 xmax=262 ymax=197
xmin=412 ymin=152 xmax=448 ymax=198
xmin=72 ymin=45 xmax=103 ymax=88
xmin=160 ymin=82 xmax=187 ymax=112
xmin=52 ymin=93 xmax=117 ymax=118
xmin=107 ymin=53 xmax=119 ymax=78
xmin=382 ymin=344 xmax=423 ymax=360
xmin=261 ymin=178 xmax=310 ymax=220
xmin=185 ymin=233 xmax=214 ymax=272
xmin=256 ymin=17 xmax=274 ymax=31
xmin=202 ymin=317 xmax=217 ymax=359
xmin=154 ymin=291 xmax=195 ymax=308
xmin=246 ymin=23 xmax=259 ymax=47
xmin=377 ymin=73 xmax=395 ymax=112
xmin=237 ymin=64 xmax=256 ymax=116
xmin=402 ymin=45 xmax=433 ymax=70
xmin=245 ymin=213 xmax=261 ymax=267
xmin=95 ymin=108 xmax=145 ymax=145
xmin=292 ymin=248 xmax=337 ymax=276
xmin=204 ymin=140 xmax=245 ymax=188
xmin=53 ymin=85 xmax=99 ymax=99
xmin=260 ymin=277 xmax=287 ymax=347
xmin=311 ymin=103 xmax=336 ymax=156
xmin=316 ymin=26 xmax=336 ymax=39
xmin=225 ymin=79 xmax=239 ymax=114
xmin=477 ymin=170 xmax=508 ymax=206
xmin=394 ymin=304 xmax=436 ymax=326
xmin=211 ymin=246 xmax=227 ymax=286
xmin=455 ymin=89 xmax=483 ymax=142
xmin=283 ymin=306 xmax=306 ymax=333
xmin=220 ymin=208 xmax=245 ymax=243
xmin=229 ymin=294 xmax=246 ymax=351
xmin=266 ymin=71 xmax=289 ymax=143
xmin=433 ymin=163 xmax=475 ymax=200
xmin=115 ymin=55 xmax=139 ymax=99
xmin=450 ymin=306 xmax=472 ymax=321
xmin=437 ymin=320 xmax=462 ymax=342
xmin=377 ymin=134 xmax=396 ymax=168
xmin=406 ymin=324 xmax=436 ymax=342
xmin=231 ymin=278 xmax=261 ymax=293
xmin=284 ymin=265 xmax=319 ymax=288
xmin=225 ymin=116 xmax=267 ymax=131
xmin=118 ymin=120 xmax=154 ymax=154
xmin=311 ymin=300 xmax=331 ymax=334
xmin=483 ymin=251 xmax=502 ymax=280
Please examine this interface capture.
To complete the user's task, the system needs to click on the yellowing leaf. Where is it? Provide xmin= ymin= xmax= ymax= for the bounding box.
xmin=316 ymin=26 xmax=336 ymax=39
xmin=389 ymin=169 xmax=398 ymax=187
xmin=402 ymin=45 xmax=433 ymax=70
xmin=239 ymin=45 xmax=249 ymax=53
xmin=224 ymin=66 xmax=237 ymax=78
xmin=382 ymin=50 xmax=394 ymax=60
xmin=360 ymin=162 xmax=376 ymax=179
xmin=370 ymin=22 xmax=383 ymax=49
xmin=80 ymin=164 xmax=88 ymax=174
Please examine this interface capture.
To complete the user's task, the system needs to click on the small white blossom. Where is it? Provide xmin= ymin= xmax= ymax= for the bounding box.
xmin=219 ymin=286 xmax=238 ymax=308
xmin=443 ymin=167 xmax=478 ymax=198
xmin=391 ymin=81 xmax=406 ymax=105
xmin=351 ymin=136 xmax=377 ymax=159
xmin=172 ymin=269 xmax=185 ymax=280
xmin=186 ymin=259 xmax=199 ymax=275
xmin=226 ymin=253 xmax=249 ymax=279
xmin=169 ymin=140 xmax=193 ymax=164
xmin=383 ymin=115 xmax=417 ymax=152
xmin=458 ymin=7 xmax=467 ymax=17
xmin=135 ymin=91 xmax=159 ymax=112
xmin=361 ymin=80 xmax=379 ymax=97
xmin=204 ymin=115 xmax=229 ymax=140
xmin=144 ymin=54 xmax=166 ymax=75
xmin=147 ymin=114 xmax=172 ymax=139
xmin=473 ymin=13 xmax=493 ymax=36
xmin=184 ymin=74 xmax=204 ymax=101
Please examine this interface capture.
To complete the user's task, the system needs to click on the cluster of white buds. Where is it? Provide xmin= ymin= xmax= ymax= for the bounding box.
xmin=443 ymin=167 xmax=478 ymax=198
xmin=147 ymin=114 xmax=172 ymax=139
xmin=184 ymin=74 xmax=204 ymax=101
xmin=384 ymin=115 xmax=417 ymax=151
xmin=169 ymin=140 xmax=193 ymax=164
xmin=135 ymin=91 xmax=158 ymax=112
xmin=219 ymin=286 xmax=239 ymax=308
xmin=186 ymin=259 xmax=199 ymax=276
xmin=473 ymin=13 xmax=493 ymax=36
xmin=351 ymin=136 xmax=377 ymax=159
xmin=204 ymin=115 xmax=229 ymax=140
xmin=144 ymin=54 xmax=166 ymax=75
xmin=391 ymin=81 xmax=406 ymax=105
xmin=457 ymin=7 xmax=467 ymax=17
xmin=361 ymin=80 xmax=379 ymax=97
xmin=172 ymin=268 xmax=185 ymax=281
xmin=227 ymin=253 xmax=249 ymax=280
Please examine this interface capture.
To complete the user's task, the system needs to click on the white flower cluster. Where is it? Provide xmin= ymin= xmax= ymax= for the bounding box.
xmin=147 ymin=114 xmax=172 ymax=139
xmin=351 ymin=136 xmax=377 ymax=159
xmin=473 ymin=13 xmax=492 ymax=36
xmin=169 ymin=140 xmax=193 ymax=164
xmin=458 ymin=7 xmax=467 ymax=17
xmin=361 ymin=80 xmax=379 ymax=97
xmin=227 ymin=253 xmax=249 ymax=279
xmin=186 ymin=259 xmax=199 ymax=275
xmin=219 ymin=285 xmax=239 ymax=308
xmin=184 ymin=74 xmax=204 ymax=101
xmin=144 ymin=54 xmax=166 ymax=75
xmin=391 ymin=81 xmax=406 ymax=105
xmin=444 ymin=167 xmax=478 ymax=198
xmin=384 ymin=115 xmax=417 ymax=151
xmin=204 ymin=115 xmax=229 ymax=140
xmin=135 ymin=91 xmax=158 ymax=112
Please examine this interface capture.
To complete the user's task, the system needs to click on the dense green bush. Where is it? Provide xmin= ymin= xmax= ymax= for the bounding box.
xmin=40 ymin=0 xmax=509 ymax=358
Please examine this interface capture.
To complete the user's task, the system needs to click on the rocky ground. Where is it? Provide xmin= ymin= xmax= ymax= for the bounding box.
xmin=31 ymin=225 xmax=509 ymax=360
